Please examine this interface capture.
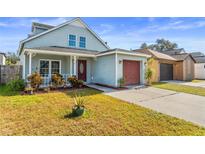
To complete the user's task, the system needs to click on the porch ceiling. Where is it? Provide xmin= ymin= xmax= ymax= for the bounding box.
xmin=24 ymin=46 xmax=97 ymax=57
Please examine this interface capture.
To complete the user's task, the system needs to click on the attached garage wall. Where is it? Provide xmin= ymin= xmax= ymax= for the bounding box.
xmin=173 ymin=61 xmax=183 ymax=80
xmin=93 ymin=54 xmax=116 ymax=86
xmin=195 ymin=63 xmax=205 ymax=79
xmin=117 ymin=54 xmax=147 ymax=85
xmin=147 ymin=59 xmax=160 ymax=82
xmin=183 ymin=56 xmax=195 ymax=81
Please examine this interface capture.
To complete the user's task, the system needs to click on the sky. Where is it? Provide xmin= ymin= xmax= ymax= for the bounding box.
xmin=0 ymin=17 xmax=205 ymax=54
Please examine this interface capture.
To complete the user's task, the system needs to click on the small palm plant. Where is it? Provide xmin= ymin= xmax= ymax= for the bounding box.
xmin=145 ymin=68 xmax=153 ymax=85
xmin=71 ymin=92 xmax=87 ymax=117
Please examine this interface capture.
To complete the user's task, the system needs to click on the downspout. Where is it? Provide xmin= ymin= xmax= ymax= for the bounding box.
xmin=115 ymin=52 xmax=118 ymax=87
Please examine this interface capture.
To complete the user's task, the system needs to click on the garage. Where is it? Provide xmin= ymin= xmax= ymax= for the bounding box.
xmin=160 ymin=63 xmax=173 ymax=80
xmin=123 ymin=60 xmax=140 ymax=85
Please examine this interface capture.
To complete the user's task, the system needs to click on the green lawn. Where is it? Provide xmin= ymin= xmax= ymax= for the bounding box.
xmin=192 ymin=80 xmax=205 ymax=83
xmin=0 ymin=85 xmax=205 ymax=136
xmin=152 ymin=82 xmax=205 ymax=96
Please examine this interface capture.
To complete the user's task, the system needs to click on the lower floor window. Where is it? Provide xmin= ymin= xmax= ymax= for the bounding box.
xmin=39 ymin=60 xmax=61 ymax=77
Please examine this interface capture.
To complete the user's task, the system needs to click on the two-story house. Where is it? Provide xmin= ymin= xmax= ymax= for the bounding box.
xmin=18 ymin=18 xmax=150 ymax=87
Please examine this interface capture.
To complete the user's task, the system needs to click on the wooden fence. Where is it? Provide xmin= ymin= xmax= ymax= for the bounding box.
xmin=0 ymin=65 xmax=22 ymax=84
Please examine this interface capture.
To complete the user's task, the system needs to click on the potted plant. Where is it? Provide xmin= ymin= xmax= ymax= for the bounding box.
xmin=71 ymin=93 xmax=87 ymax=117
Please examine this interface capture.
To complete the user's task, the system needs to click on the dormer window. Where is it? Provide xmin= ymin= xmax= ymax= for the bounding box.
xmin=79 ymin=36 xmax=86 ymax=48
xmin=68 ymin=34 xmax=76 ymax=47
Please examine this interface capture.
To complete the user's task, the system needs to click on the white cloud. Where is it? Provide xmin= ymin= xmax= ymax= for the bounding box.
xmin=97 ymin=24 xmax=115 ymax=35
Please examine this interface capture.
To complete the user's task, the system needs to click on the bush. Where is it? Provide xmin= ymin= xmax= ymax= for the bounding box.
xmin=68 ymin=76 xmax=84 ymax=88
xmin=118 ymin=78 xmax=125 ymax=87
xmin=145 ymin=68 xmax=153 ymax=85
xmin=51 ymin=73 xmax=65 ymax=88
xmin=7 ymin=79 xmax=25 ymax=91
xmin=27 ymin=72 xmax=43 ymax=90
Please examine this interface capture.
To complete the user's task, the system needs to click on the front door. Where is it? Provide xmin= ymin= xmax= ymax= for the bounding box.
xmin=78 ymin=60 xmax=87 ymax=81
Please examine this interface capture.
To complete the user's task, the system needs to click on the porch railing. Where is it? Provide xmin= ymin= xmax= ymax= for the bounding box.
xmin=40 ymin=74 xmax=71 ymax=88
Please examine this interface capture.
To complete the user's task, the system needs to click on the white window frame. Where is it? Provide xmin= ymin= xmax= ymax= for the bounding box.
xmin=39 ymin=59 xmax=61 ymax=76
xmin=79 ymin=36 xmax=86 ymax=48
xmin=68 ymin=34 xmax=76 ymax=47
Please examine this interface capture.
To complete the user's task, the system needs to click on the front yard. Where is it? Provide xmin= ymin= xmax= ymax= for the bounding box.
xmin=152 ymin=82 xmax=205 ymax=96
xmin=0 ymin=85 xmax=205 ymax=136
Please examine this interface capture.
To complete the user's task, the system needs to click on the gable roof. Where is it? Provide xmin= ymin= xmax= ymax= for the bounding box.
xmin=133 ymin=49 xmax=176 ymax=61
xmin=0 ymin=52 xmax=6 ymax=57
xmin=190 ymin=52 xmax=205 ymax=57
xmin=18 ymin=17 xmax=109 ymax=55
xmin=32 ymin=22 xmax=54 ymax=32
xmin=161 ymin=48 xmax=186 ymax=55
xmin=194 ymin=56 xmax=205 ymax=63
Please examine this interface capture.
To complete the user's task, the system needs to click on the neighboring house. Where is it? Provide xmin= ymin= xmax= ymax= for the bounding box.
xmin=0 ymin=52 xmax=6 ymax=65
xmin=134 ymin=49 xmax=195 ymax=82
xmin=161 ymin=49 xmax=195 ymax=81
xmin=18 ymin=18 xmax=150 ymax=87
xmin=191 ymin=52 xmax=205 ymax=79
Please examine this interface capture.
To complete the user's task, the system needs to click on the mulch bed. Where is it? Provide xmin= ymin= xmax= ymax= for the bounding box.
xmin=21 ymin=85 xmax=88 ymax=95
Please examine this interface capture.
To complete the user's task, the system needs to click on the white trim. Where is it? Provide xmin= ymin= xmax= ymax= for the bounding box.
xmin=73 ymin=56 xmax=77 ymax=75
xmin=115 ymin=53 xmax=118 ymax=87
xmin=29 ymin=53 xmax=32 ymax=75
xmin=24 ymin=48 xmax=96 ymax=57
xmin=68 ymin=34 xmax=77 ymax=48
xmin=18 ymin=18 xmax=109 ymax=55
xmin=23 ymin=54 xmax=26 ymax=79
xmin=70 ymin=56 xmax=73 ymax=76
xmin=39 ymin=59 xmax=62 ymax=77
xmin=96 ymin=50 xmax=151 ymax=58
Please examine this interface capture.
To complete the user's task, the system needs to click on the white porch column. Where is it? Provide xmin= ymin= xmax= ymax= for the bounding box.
xmin=29 ymin=52 xmax=32 ymax=75
xmin=115 ymin=53 xmax=118 ymax=87
xmin=70 ymin=56 xmax=73 ymax=76
xmin=73 ymin=56 xmax=77 ymax=76
xmin=22 ymin=53 xmax=26 ymax=79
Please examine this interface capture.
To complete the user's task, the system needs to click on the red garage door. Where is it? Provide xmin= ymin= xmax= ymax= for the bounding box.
xmin=123 ymin=60 xmax=140 ymax=85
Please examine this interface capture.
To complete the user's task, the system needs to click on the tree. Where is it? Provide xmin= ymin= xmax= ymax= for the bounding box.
xmin=140 ymin=38 xmax=178 ymax=52
xmin=140 ymin=43 xmax=148 ymax=49
xmin=5 ymin=52 xmax=19 ymax=65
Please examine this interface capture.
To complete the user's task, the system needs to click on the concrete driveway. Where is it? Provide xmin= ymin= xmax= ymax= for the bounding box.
xmin=106 ymin=87 xmax=205 ymax=127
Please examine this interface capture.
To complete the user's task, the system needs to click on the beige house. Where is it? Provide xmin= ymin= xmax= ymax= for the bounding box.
xmin=134 ymin=49 xmax=195 ymax=82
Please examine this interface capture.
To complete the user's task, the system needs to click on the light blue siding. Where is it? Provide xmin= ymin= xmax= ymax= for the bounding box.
xmin=93 ymin=54 xmax=116 ymax=86
xmin=24 ymin=54 xmax=93 ymax=83
xmin=24 ymin=24 xmax=108 ymax=52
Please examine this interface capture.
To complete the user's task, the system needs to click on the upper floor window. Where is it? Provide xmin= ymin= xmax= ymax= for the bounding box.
xmin=68 ymin=34 xmax=76 ymax=47
xmin=79 ymin=36 xmax=86 ymax=48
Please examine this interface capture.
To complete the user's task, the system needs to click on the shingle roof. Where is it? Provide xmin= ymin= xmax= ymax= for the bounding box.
xmin=192 ymin=56 xmax=205 ymax=63
xmin=0 ymin=52 xmax=6 ymax=57
xmin=32 ymin=22 xmax=54 ymax=32
xmin=169 ymin=53 xmax=190 ymax=61
xmin=190 ymin=52 xmax=205 ymax=57
xmin=161 ymin=49 xmax=186 ymax=55
xmin=133 ymin=49 xmax=176 ymax=61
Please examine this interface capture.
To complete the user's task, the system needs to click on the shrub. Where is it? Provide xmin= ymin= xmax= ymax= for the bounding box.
xmin=118 ymin=78 xmax=125 ymax=87
xmin=68 ymin=76 xmax=84 ymax=88
xmin=27 ymin=72 xmax=43 ymax=90
xmin=51 ymin=73 xmax=65 ymax=88
xmin=7 ymin=79 xmax=25 ymax=91
xmin=145 ymin=68 xmax=153 ymax=85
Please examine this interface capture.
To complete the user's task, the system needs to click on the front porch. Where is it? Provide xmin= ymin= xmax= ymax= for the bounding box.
xmin=23 ymin=47 xmax=96 ymax=87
